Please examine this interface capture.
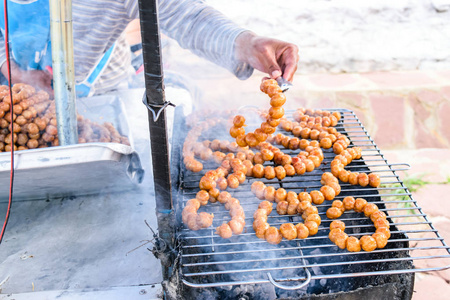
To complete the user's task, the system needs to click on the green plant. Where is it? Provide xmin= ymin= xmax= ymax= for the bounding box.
xmin=379 ymin=173 xmax=431 ymax=216
xmin=401 ymin=173 xmax=431 ymax=192
xmin=445 ymin=176 xmax=450 ymax=185
xmin=379 ymin=173 xmax=449 ymax=217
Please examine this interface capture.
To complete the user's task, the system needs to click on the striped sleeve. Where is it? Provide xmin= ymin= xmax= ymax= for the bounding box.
xmin=158 ymin=0 xmax=253 ymax=80
xmin=0 ymin=32 xmax=6 ymax=70
xmin=124 ymin=0 xmax=139 ymax=19
xmin=72 ymin=0 xmax=134 ymax=93
xmin=94 ymin=32 xmax=132 ymax=95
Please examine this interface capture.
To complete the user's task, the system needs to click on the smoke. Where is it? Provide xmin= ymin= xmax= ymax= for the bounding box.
xmin=171 ymin=108 xmax=415 ymax=299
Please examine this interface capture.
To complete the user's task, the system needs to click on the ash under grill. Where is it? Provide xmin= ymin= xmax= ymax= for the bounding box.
xmin=168 ymin=108 xmax=450 ymax=299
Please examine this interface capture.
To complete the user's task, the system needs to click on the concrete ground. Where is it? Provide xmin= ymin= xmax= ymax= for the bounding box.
xmin=382 ymin=149 xmax=450 ymax=300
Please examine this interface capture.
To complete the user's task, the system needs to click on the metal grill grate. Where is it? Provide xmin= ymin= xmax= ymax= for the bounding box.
xmin=174 ymin=108 xmax=450 ymax=290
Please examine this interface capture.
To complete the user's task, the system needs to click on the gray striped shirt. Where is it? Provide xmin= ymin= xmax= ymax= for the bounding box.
xmin=0 ymin=0 xmax=253 ymax=94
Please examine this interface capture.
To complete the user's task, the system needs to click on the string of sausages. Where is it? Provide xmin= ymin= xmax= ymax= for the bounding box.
xmin=327 ymin=198 xmax=390 ymax=252
xmin=250 ymin=168 xmax=388 ymax=251
xmin=230 ymin=79 xmax=286 ymax=148
xmin=251 ymin=182 xmax=320 ymax=244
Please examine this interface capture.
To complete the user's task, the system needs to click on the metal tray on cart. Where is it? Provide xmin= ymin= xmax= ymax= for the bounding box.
xmin=0 ymin=95 xmax=144 ymax=201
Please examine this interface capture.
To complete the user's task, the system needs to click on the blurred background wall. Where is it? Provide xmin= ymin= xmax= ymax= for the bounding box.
xmin=126 ymin=0 xmax=450 ymax=150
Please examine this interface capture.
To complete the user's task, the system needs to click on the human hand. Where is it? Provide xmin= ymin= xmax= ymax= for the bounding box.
xmin=235 ymin=31 xmax=299 ymax=82
xmin=1 ymin=61 xmax=54 ymax=96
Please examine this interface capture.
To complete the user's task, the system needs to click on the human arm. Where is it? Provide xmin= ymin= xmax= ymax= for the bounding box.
xmin=126 ymin=0 xmax=299 ymax=80
xmin=124 ymin=0 xmax=254 ymax=79
xmin=155 ymin=0 xmax=253 ymax=79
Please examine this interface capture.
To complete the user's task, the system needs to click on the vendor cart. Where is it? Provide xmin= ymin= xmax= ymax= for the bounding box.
xmin=0 ymin=1 xmax=449 ymax=300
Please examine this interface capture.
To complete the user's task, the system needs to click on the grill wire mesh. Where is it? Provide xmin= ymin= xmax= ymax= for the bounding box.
xmin=173 ymin=108 xmax=450 ymax=290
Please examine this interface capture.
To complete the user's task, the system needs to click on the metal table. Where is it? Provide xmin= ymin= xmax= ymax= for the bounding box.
xmin=0 ymin=87 xmax=192 ymax=299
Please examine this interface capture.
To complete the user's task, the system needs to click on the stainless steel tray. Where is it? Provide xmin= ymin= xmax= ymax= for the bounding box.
xmin=0 ymin=95 xmax=144 ymax=201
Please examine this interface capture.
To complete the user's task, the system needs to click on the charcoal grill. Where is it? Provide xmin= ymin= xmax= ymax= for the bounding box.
xmin=136 ymin=1 xmax=450 ymax=298
xmin=160 ymin=107 xmax=449 ymax=299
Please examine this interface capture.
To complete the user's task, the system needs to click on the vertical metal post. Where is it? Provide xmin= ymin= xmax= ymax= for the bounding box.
xmin=49 ymin=0 xmax=78 ymax=145
xmin=138 ymin=0 xmax=174 ymax=279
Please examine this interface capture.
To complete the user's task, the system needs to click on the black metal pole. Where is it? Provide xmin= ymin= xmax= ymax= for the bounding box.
xmin=137 ymin=0 xmax=174 ymax=279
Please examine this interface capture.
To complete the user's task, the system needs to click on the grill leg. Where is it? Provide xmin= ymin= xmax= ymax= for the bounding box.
xmin=138 ymin=0 xmax=175 ymax=280
xmin=147 ymin=108 xmax=175 ymax=279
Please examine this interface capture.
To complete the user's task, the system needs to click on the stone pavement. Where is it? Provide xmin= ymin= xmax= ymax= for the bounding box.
xmin=189 ymin=69 xmax=450 ymax=150
xmin=206 ymin=0 xmax=450 ymax=73
xmin=383 ymin=149 xmax=450 ymax=300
